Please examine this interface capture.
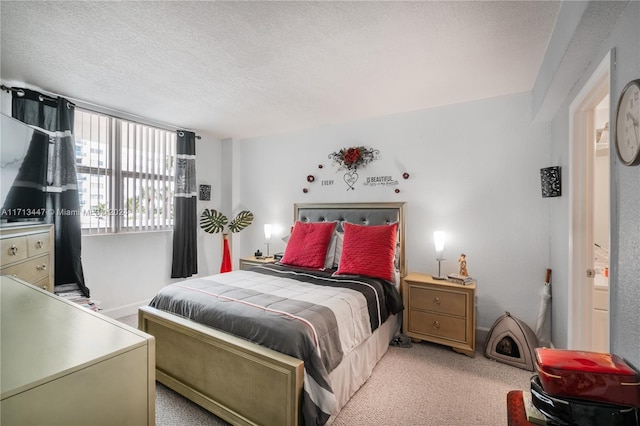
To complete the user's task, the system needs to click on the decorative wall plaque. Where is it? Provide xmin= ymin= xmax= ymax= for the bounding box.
xmin=540 ymin=167 xmax=561 ymax=198
xmin=328 ymin=146 xmax=379 ymax=191
xmin=304 ymin=146 xmax=408 ymax=194
xmin=199 ymin=184 xmax=211 ymax=201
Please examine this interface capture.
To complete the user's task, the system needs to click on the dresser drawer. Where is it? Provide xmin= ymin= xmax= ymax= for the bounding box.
xmin=409 ymin=286 xmax=467 ymax=317
xmin=33 ymin=275 xmax=53 ymax=292
xmin=1 ymin=255 xmax=51 ymax=284
xmin=27 ymin=232 xmax=51 ymax=257
xmin=1 ymin=236 xmax=28 ymax=264
xmin=1 ymin=224 xmax=54 ymax=292
xmin=408 ymin=310 xmax=467 ymax=342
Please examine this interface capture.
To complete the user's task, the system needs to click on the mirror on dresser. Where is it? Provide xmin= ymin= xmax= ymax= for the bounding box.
xmin=1 ymin=113 xmax=54 ymax=291
xmin=1 ymin=113 xmax=48 ymax=222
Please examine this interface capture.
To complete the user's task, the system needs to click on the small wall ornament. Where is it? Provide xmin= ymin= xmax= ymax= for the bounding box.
xmin=540 ymin=166 xmax=561 ymax=198
xmin=328 ymin=146 xmax=379 ymax=191
xmin=329 ymin=146 xmax=379 ymax=171
xmin=199 ymin=184 xmax=211 ymax=201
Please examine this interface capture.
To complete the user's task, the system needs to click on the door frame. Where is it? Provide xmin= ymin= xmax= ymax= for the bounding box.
xmin=567 ymin=51 xmax=612 ymax=350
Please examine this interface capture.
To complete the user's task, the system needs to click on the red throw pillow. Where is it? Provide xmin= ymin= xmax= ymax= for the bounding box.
xmin=281 ymin=221 xmax=337 ymax=269
xmin=336 ymin=222 xmax=398 ymax=281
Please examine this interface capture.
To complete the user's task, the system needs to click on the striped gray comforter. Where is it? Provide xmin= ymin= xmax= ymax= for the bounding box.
xmin=148 ymin=263 xmax=403 ymax=426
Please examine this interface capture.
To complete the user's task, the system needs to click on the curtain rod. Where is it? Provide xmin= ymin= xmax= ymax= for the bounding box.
xmin=1 ymin=84 xmax=201 ymax=139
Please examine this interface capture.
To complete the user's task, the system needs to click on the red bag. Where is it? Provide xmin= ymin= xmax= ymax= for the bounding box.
xmin=535 ymin=348 xmax=640 ymax=408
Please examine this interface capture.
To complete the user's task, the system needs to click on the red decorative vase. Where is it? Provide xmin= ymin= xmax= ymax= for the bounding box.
xmin=220 ymin=234 xmax=232 ymax=273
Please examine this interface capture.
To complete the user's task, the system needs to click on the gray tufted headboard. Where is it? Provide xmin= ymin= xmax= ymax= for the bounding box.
xmin=293 ymin=202 xmax=407 ymax=277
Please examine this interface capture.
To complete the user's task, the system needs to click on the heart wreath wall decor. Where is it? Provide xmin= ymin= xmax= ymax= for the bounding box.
xmin=328 ymin=146 xmax=379 ymax=190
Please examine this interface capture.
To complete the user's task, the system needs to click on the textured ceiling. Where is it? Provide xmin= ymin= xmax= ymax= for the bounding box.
xmin=1 ymin=1 xmax=560 ymax=140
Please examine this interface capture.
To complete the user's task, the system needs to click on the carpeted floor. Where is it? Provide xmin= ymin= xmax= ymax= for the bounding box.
xmin=118 ymin=314 xmax=532 ymax=425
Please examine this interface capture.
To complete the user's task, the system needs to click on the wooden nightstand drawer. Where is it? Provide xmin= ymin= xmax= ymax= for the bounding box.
xmin=408 ymin=310 xmax=466 ymax=342
xmin=409 ymin=286 xmax=466 ymax=317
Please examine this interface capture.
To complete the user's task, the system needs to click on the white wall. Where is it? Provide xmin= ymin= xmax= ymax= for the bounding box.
xmin=234 ymin=92 xmax=552 ymax=332
xmin=87 ymin=135 xmax=223 ymax=318
xmin=544 ymin=1 xmax=640 ymax=366
xmin=600 ymin=2 xmax=640 ymax=366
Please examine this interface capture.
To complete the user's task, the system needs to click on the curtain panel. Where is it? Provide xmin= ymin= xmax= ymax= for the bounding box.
xmin=171 ymin=130 xmax=198 ymax=278
xmin=11 ymin=88 xmax=89 ymax=297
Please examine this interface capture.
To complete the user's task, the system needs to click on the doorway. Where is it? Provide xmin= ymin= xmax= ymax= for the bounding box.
xmin=568 ymin=51 xmax=612 ymax=351
xmin=591 ymin=95 xmax=610 ymax=352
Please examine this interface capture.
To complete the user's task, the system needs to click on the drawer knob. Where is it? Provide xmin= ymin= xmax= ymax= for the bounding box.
xmin=37 ymin=264 xmax=47 ymax=271
xmin=433 ymin=297 xmax=441 ymax=306
xmin=9 ymin=245 xmax=19 ymax=255
xmin=36 ymin=240 xmax=44 ymax=249
xmin=432 ymin=321 xmax=441 ymax=330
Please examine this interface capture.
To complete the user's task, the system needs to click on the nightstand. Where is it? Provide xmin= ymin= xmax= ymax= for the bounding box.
xmin=239 ymin=256 xmax=277 ymax=270
xmin=402 ymin=272 xmax=476 ymax=357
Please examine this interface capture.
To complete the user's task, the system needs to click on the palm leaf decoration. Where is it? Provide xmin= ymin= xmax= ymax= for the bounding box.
xmin=199 ymin=209 xmax=228 ymax=234
xmin=228 ymin=210 xmax=254 ymax=233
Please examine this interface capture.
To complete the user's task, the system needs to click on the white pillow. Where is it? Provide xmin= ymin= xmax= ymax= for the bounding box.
xmin=324 ymin=231 xmax=339 ymax=269
xmin=332 ymin=232 xmax=344 ymax=268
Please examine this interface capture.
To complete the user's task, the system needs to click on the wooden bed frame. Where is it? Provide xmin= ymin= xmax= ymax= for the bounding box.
xmin=139 ymin=202 xmax=406 ymax=426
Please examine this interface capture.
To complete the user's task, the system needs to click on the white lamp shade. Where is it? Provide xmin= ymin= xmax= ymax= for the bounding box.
xmin=264 ymin=224 xmax=272 ymax=240
xmin=434 ymin=231 xmax=445 ymax=257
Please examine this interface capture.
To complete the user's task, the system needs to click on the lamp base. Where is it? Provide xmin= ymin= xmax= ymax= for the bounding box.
xmin=434 ymin=259 xmax=446 ymax=280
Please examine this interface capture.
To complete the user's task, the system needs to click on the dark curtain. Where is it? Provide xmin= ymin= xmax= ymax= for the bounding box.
xmin=11 ymin=88 xmax=89 ymax=297
xmin=171 ymin=130 xmax=198 ymax=278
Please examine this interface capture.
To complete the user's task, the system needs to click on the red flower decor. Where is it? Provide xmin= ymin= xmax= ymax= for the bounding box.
xmin=328 ymin=146 xmax=379 ymax=171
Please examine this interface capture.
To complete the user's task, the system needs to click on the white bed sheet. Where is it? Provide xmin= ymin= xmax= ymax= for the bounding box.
xmin=326 ymin=313 xmax=401 ymax=423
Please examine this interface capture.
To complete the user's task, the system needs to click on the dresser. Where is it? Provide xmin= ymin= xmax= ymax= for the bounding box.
xmin=0 ymin=223 xmax=54 ymax=292
xmin=402 ymin=272 xmax=476 ymax=357
xmin=1 ymin=276 xmax=156 ymax=425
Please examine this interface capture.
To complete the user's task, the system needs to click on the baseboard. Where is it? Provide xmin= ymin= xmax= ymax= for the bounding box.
xmin=476 ymin=326 xmax=490 ymax=351
xmin=101 ymin=299 xmax=153 ymax=319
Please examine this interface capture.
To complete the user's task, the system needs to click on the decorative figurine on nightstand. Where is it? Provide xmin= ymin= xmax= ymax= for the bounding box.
xmin=458 ymin=254 xmax=468 ymax=277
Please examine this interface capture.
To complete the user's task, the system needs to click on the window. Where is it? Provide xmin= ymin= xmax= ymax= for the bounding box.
xmin=74 ymin=108 xmax=176 ymax=233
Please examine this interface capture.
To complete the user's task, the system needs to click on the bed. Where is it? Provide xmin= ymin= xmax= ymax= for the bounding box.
xmin=138 ymin=202 xmax=407 ymax=426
